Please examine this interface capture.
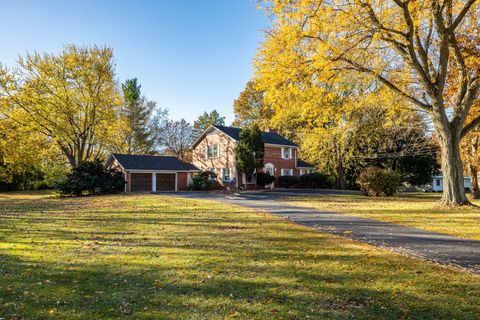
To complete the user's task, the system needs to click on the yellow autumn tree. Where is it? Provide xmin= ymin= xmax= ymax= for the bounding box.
xmin=257 ymin=0 xmax=479 ymax=205
xmin=0 ymin=45 xmax=125 ymax=168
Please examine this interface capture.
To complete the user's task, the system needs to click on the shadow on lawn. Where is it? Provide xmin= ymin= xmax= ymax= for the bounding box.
xmin=2 ymin=251 xmax=476 ymax=320
xmin=1 ymin=195 xmax=480 ymax=319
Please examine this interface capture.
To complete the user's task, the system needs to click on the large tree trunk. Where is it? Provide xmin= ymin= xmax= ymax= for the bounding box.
xmin=469 ymin=164 xmax=479 ymax=199
xmin=438 ymin=130 xmax=469 ymax=205
xmin=335 ymin=162 xmax=345 ymax=189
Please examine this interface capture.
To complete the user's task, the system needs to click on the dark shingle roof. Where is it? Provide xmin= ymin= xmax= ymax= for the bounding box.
xmin=297 ymin=159 xmax=315 ymax=168
xmin=112 ymin=154 xmax=198 ymax=171
xmin=213 ymin=125 xmax=298 ymax=147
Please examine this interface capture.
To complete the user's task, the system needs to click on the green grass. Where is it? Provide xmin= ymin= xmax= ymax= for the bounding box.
xmin=1 ymin=192 xmax=480 ymax=319
xmin=287 ymin=192 xmax=480 ymax=241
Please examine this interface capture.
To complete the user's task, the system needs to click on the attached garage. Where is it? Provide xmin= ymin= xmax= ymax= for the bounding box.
xmin=105 ymin=154 xmax=198 ymax=193
xmin=130 ymin=173 xmax=152 ymax=192
xmin=155 ymin=173 xmax=176 ymax=191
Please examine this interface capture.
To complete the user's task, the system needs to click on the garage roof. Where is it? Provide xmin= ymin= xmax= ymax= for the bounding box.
xmin=111 ymin=154 xmax=198 ymax=171
xmin=297 ymin=159 xmax=315 ymax=168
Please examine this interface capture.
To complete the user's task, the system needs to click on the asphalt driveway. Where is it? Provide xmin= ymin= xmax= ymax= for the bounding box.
xmin=167 ymin=189 xmax=480 ymax=272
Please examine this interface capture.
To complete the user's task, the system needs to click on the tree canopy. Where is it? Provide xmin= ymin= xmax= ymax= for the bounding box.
xmin=121 ymin=78 xmax=165 ymax=155
xmin=193 ymin=110 xmax=225 ymax=139
xmin=257 ymin=0 xmax=480 ymax=205
xmin=0 ymin=45 xmax=123 ymax=168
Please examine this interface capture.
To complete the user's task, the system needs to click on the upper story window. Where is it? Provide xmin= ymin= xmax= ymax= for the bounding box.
xmin=206 ymin=144 xmax=220 ymax=159
xmin=281 ymin=147 xmax=293 ymax=159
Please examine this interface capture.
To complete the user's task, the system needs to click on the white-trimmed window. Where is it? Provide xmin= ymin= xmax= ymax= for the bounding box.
xmin=206 ymin=144 xmax=220 ymax=159
xmin=246 ymin=173 xmax=254 ymax=183
xmin=300 ymin=169 xmax=315 ymax=176
xmin=221 ymin=168 xmax=232 ymax=182
xmin=281 ymin=147 xmax=292 ymax=159
xmin=281 ymin=169 xmax=293 ymax=176
xmin=208 ymin=168 xmax=217 ymax=180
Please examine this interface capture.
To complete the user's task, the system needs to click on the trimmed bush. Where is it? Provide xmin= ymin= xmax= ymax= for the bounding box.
xmin=357 ymin=166 xmax=401 ymax=197
xmin=299 ymin=172 xmax=335 ymax=189
xmin=279 ymin=175 xmax=299 ymax=188
xmin=57 ymin=160 xmax=125 ymax=196
xmin=188 ymin=170 xmax=215 ymax=191
xmin=256 ymin=172 xmax=276 ymax=187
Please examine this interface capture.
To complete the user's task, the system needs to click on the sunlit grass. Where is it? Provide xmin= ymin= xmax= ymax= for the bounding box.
xmin=0 ymin=192 xmax=479 ymax=319
xmin=288 ymin=192 xmax=480 ymax=240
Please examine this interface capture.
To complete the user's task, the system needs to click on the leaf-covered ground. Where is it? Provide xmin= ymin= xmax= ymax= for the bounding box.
xmin=288 ymin=192 xmax=480 ymax=240
xmin=1 ymin=192 xmax=479 ymax=319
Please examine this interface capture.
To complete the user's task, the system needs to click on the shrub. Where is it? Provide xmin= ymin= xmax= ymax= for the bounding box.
xmin=57 ymin=160 xmax=125 ymax=196
xmin=357 ymin=166 xmax=401 ymax=197
xmin=188 ymin=170 xmax=215 ymax=191
xmin=299 ymin=172 xmax=335 ymax=189
xmin=256 ymin=172 xmax=276 ymax=187
xmin=278 ymin=175 xmax=299 ymax=188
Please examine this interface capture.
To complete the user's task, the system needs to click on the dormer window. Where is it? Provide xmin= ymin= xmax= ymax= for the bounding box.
xmin=281 ymin=147 xmax=292 ymax=159
xmin=206 ymin=144 xmax=220 ymax=159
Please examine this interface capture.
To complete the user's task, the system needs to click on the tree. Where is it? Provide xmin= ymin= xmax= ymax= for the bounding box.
xmin=193 ymin=110 xmax=225 ymax=139
xmin=0 ymin=45 xmax=123 ymax=168
xmin=258 ymin=1 xmax=480 ymax=205
xmin=121 ymin=78 xmax=166 ymax=155
xmin=235 ymin=125 xmax=264 ymax=188
xmin=233 ymin=81 xmax=273 ymax=129
xmin=159 ymin=119 xmax=194 ymax=162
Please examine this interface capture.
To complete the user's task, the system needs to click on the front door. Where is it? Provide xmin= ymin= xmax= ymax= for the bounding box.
xmin=264 ymin=163 xmax=274 ymax=189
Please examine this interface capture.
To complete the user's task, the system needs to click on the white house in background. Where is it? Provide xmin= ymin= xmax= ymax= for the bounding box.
xmin=432 ymin=175 xmax=471 ymax=192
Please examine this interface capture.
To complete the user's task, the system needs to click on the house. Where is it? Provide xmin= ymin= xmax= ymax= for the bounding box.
xmin=191 ymin=125 xmax=315 ymax=188
xmin=432 ymin=175 xmax=471 ymax=192
xmin=105 ymin=154 xmax=198 ymax=192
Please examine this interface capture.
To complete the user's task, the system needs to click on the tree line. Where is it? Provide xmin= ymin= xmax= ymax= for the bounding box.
xmin=0 ymin=45 xmax=225 ymax=190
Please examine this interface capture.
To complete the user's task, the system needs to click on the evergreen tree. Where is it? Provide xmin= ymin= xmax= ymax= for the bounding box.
xmin=193 ymin=110 xmax=225 ymax=139
xmin=235 ymin=125 xmax=264 ymax=188
xmin=121 ymin=78 xmax=161 ymax=154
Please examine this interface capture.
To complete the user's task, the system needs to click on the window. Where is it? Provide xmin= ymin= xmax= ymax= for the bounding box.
xmin=281 ymin=147 xmax=292 ymax=159
xmin=206 ymin=144 xmax=219 ymax=159
xmin=436 ymin=179 xmax=441 ymax=186
xmin=245 ymin=172 xmax=255 ymax=184
xmin=221 ymin=168 xmax=232 ymax=182
xmin=281 ymin=169 xmax=293 ymax=176
xmin=300 ymin=169 xmax=315 ymax=176
xmin=208 ymin=168 xmax=217 ymax=180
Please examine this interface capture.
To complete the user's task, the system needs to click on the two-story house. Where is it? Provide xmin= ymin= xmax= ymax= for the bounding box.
xmin=191 ymin=125 xmax=315 ymax=188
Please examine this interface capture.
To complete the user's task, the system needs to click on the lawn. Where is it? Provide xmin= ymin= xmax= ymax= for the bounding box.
xmin=287 ymin=192 xmax=480 ymax=241
xmin=1 ymin=192 xmax=479 ymax=319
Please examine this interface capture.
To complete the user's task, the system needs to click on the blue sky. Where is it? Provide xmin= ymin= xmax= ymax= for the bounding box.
xmin=0 ymin=0 xmax=268 ymax=124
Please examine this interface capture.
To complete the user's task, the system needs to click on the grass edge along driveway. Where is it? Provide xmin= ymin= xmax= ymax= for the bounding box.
xmin=286 ymin=192 xmax=480 ymax=241
xmin=0 ymin=192 xmax=479 ymax=319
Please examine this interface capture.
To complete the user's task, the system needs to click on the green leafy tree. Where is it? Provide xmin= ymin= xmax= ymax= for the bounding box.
xmin=193 ymin=110 xmax=225 ymax=139
xmin=121 ymin=78 xmax=165 ymax=154
xmin=235 ymin=125 xmax=264 ymax=188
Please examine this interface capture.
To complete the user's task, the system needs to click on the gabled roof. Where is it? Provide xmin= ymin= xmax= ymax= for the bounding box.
xmin=297 ymin=159 xmax=315 ymax=168
xmin=193 ymin=125 xmax=298 ymax=147
xmin=111 ymin=154 xmax=198 ymax=171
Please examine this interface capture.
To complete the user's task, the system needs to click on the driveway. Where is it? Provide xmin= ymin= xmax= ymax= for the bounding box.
xmin=165 ymin=189 xmax=480 ymax=272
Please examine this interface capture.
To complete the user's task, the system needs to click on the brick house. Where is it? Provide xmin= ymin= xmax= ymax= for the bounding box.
xmin=105 ymin=154 xmax=198 ymax=192
xmin=191 ymin=125 xmax=315 ymax=188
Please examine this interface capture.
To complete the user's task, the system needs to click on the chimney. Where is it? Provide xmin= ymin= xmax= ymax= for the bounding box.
xmin=265 ymin=128 xmax=277 ymax=134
